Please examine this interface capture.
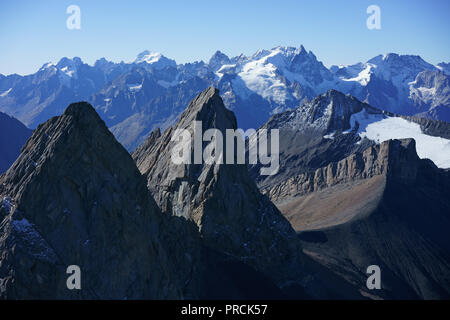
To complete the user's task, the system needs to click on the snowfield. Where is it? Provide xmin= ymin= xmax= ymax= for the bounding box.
xmin=349 ymin=110 xmax=450 ymax=168
xmin=238 ymin=50 xmax=289 ymax=104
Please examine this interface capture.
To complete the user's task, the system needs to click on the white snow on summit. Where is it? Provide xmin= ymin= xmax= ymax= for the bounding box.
xmin=134 ymin=50 xmax=176 ymax=69
xmin=238 ymin=51 xmax=289 ymax=103
xmin=232 ymin=46 xmax=315 ymax=104
xmin=135 ymin=51 xmax=164 ymax=64
xmin=127 ymin=83 xmax=142 ymax=92
xmin=342 ymin=64 xmax=374 ymax=86
xmin=60 ymin=66 xmax=76 ymax=78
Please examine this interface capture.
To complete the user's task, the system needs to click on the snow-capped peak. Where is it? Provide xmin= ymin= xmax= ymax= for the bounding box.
xmin=56 ymin=57 xmax=83 ymax=69
xmin=39 ymin=62 xmax=56 ymax=72
xmin=55 ymin=57 xmax=83 ymax=80
xmin=366 ymin=53 xmax=436 ymax=79
xmin=135 ymin=50 xmax=162 ymax=63
xmin=134 ymin=50 xmax=176 ymax=69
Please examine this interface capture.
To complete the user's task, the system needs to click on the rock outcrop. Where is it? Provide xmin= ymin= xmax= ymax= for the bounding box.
xmin=248 ymin=90 xmax=379 ymax=191
xmin=133 ymin=87 xmax=362 ymax=298
xmin=0 ymin=102 xmax=188 ymax=299
xmin=133 ymin=87 xmax=307 ymax=286
xmin=264 ymin=139 xmax=420 ymax=202
xmin=268 ymin=138 xmax=450 ymax=299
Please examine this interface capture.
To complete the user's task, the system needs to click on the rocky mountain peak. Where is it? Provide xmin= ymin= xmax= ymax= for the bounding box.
xmin=176 ymin=86 xmax=237 ymax=131
xmin=0 ymin=101 xmax=186 ymax=299
xmin=265 ymin=89 xmax=373 ymax=135
xmin=208 ymin=51 xmax=231 ymax=71
xmin=132 ymin=87 xmax=313 ymax=289
xmin=134 ymin=50 xmax=176 ymax=69
xmin=63 ymin=101 xmax=104 ymax=124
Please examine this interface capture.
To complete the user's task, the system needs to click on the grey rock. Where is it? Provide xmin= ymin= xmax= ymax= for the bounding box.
xmin=133 ymin=87 xmax=362 ymax=298
xmin=0 ymin=102 xmax=185 ymax=299
xmin=267 ymin=138 xmax=450 ymax=299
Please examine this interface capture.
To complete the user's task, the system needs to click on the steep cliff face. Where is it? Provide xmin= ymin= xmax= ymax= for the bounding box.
xmin=0 ymin=102 xmax=187 ymax=299
xmin=0 ymin=112 xmax=32 ymax=174
xmin=250 ymin=89 xmax=450 ymax=195
xmin=0 ymin=100 xmax=308 ymax=300
xmin=133 ymin=87 xmax=307 ymax=287
xmin=264 ymin=139 xmax=420 ymax=202
xmin=132 ymin=87 xmax=366 ymax=298
xmin=269 ymin=138 xmax=450 ymax=299
xmin=248 ymin=90 xmax=378 ymax=191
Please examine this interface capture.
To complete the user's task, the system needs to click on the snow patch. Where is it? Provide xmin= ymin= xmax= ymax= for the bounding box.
xmin=61 ymin=66 xmax=75 ymax=78
xmin=349 ymin=110 xmax=450 ymax=168
xmin=409 ymin=85 xmax=437 ymax=103
xmin=127 ymin=83 xmax=142 ymax=92
xmin=238 ymin=55 xmax=288 ymax=104
xmin=342 ymin=64 xmax=373 ymax=86
xmin=0 ymin=88 xmax=12 ymax=97
xmin=1 ymin=196 xmax=13 ymax=214
xmin=136 ymin=51 xmax=163 ymax=64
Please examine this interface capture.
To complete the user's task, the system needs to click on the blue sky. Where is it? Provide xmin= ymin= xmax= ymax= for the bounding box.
xmin=0 ymin=0 xmax=449 ymax=75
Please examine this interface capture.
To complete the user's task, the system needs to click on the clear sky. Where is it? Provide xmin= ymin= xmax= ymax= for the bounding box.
xmin=1 ymin=0 xmax=449 ymax=75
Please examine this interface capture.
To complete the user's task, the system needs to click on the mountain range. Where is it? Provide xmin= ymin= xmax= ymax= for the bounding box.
xmin=1 ymin=45 xmax=448 ymax=151
xmin=0 ymin=41 xmax=449 ymax=300
xmin=0 ymin=88 xmax=363 ymax=299
xmin=1 ymin=86 xmax=449 ymax=299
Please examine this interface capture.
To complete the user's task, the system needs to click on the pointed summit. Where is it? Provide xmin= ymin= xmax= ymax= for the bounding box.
xmin=176 ymin=86 xmax=236 ymax=130
xmin=132 ymin=87 xmax=348 ymax=297
xmin=0 ymin=102 xmax=184 ymax=299
xmin=297 ymin=44 xmax=306 ymax=53
xmin=208 ymin=51 xmax=232 ymax=72
xmin=133 ymin=50 xmax=176 ymax=69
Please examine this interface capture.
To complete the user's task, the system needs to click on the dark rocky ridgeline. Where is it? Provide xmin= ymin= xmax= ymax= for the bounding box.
xmin=0 ymin=112 xmax=32 ymax=174
xmin=267 ymin=138 xmax=450 ymax=299
xmin=0 ymin=102 xmax=209 ymax=299
xmin=132 ymin=87 xmax=362 ymax=299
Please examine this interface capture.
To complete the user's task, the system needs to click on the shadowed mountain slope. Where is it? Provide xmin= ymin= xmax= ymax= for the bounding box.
xmin=0 ymin=112 xmax=32 ymax=174
xmin=0 ymin=101 xmax=306 ymax=299
xmin=133 ymin=87 xmax=363 ymax=298
xmin=269 ymin=139 xmax=450 ymax=299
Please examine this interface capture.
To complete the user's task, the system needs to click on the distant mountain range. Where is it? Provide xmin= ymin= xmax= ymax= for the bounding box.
xmin=0 ymin=45 xmax=448 ymax=150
